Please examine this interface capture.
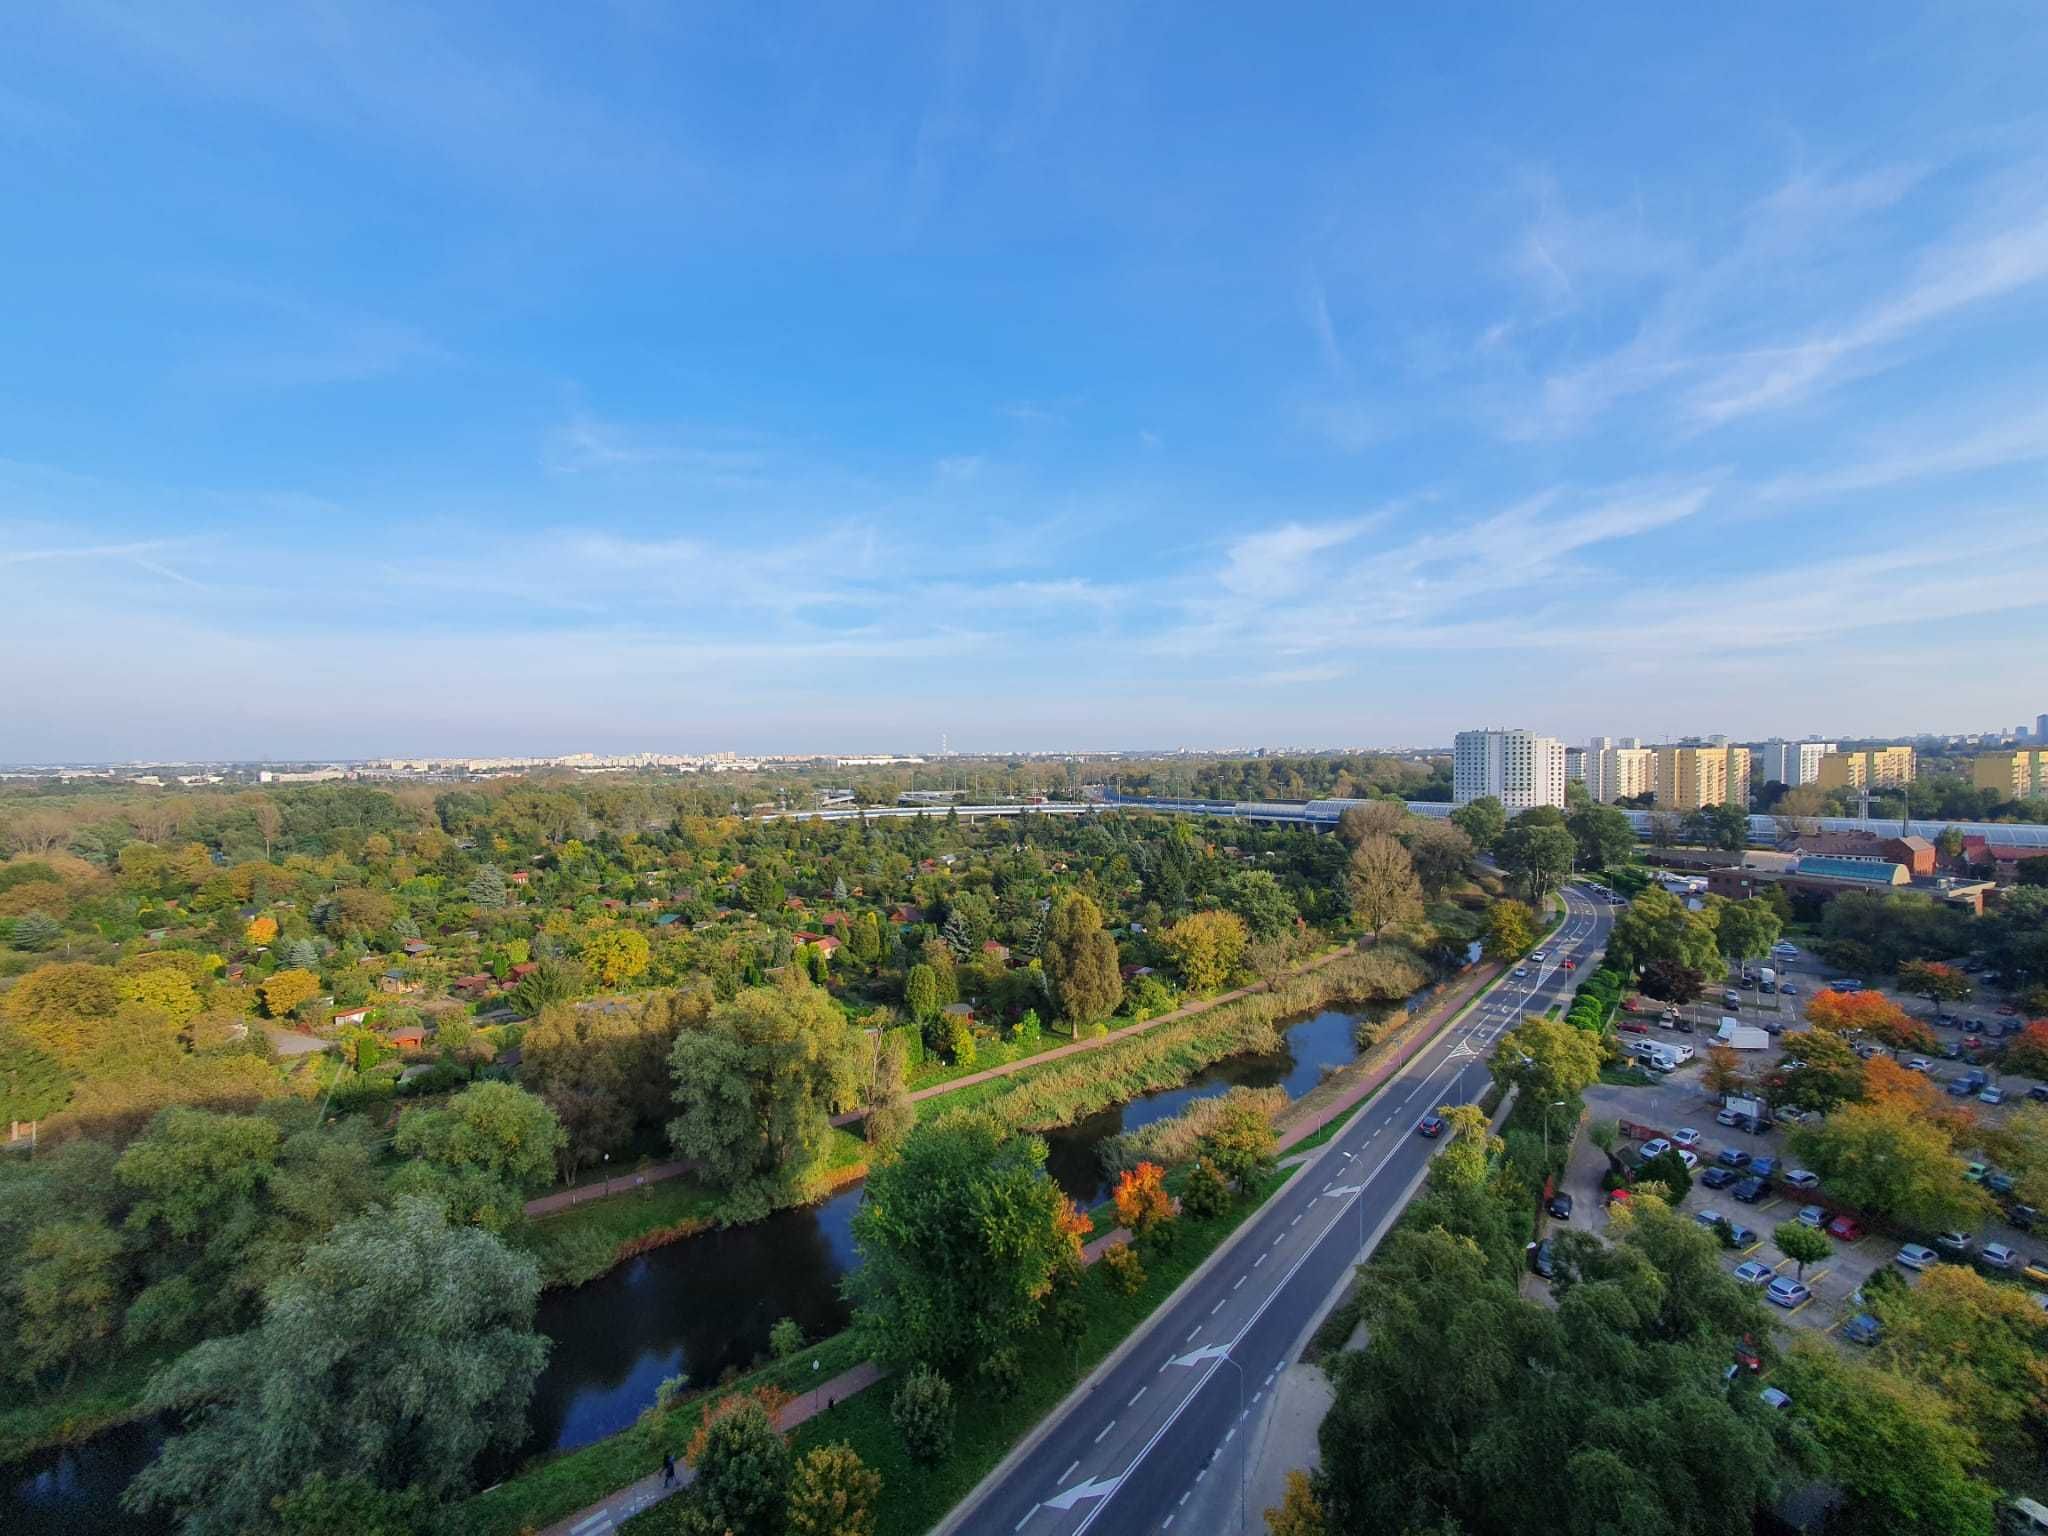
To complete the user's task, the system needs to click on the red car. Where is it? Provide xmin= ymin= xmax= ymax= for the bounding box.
xmin=1732 ymin=1334 xmax=1762 ymax=1373
xmin=1562 ymin=959 xmax=1577 ymax=971
xmin=1826 ymin=1215 xmax=1865 ymax=1242
xmin=1417 ymin=1113 xmax=1446 ymax=1139
xmin=1619 ymin=1019 xmax=1650 ymax=1035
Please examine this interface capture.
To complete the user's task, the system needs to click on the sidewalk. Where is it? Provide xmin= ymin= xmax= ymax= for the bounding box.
xmin=537 ymin=1359 xmax=884 ymax=1536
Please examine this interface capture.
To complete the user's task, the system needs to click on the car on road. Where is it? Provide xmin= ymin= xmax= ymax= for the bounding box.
xmin=1724 ymin=990 xmax=1741 ymax=1008
xmin=1513 ymin=965 xmax=1529 ymax=977
xmin=1673 ymin=1127 xmax=1702 ymax=1149
xmin=1842 ymin=1313 xmax=1882 ymax=1346
xmin=1829 ymin=979 xmax=1864 ymax=992
xmin=1531 ymin=950 xmax=1548 ymax=963
xmin=1935 ymin=1231 xmax=1973 ymax=1256
xmin=1562 ymin=958 xmax=1576 ymax=971
xmin=1700 ymin=1166 xmax=1739 ymax=1190
xmin=1827 ymin=1215 xmax=1866 ymax=1242
xmin=1734 ymin=1176 xmax=1768 ymax=1204
xmin=1982 ymin=1243 xmax=2019 ymax=1270
xmin=1781 ymin=982 xmax=1799 ymax=996
xmin=1548 ymin=1192 xmax=1574 ymax=1221
xmin=1896 ymin=1243 xmax=1938 ymax=1271
xmin=1767 ymin=1277 xmax=1811 ymax=1309
xmin=1417 ymin=1113 xmax=1446 ymax=1138
xmin=1797 ymin=1204 xmax=1825 ymax=1228
xmin=1733 ymin=1260 xmax=1773 ymax=1287
xmin=1715 ymin=1107 xmax=1746 ymax=1128
xmin=1640 ymin=1138 xmax=1672 ymax=1160
xmin=1784 ymin=1168 xmax=1820 ymax=1190
xmin=1717 ymin=1148 xmax=1752 ymax=1169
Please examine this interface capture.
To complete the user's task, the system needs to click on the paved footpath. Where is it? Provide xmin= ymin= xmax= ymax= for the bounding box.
xmin=538 ymin=1360 xmax=884 ymax=1536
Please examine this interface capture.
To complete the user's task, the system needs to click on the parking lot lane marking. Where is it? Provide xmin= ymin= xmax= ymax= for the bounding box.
xmin=1059 ymin=1460 xmax=1079 ymax=1486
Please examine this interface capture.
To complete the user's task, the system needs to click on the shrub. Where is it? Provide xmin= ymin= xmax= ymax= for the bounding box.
xmin=787 ymin=1443 xmax=881 ymax=1536
xmin=1179 ymin=1155 xmax=1233 ymax=1219
xmin=891 ymin=1366 xmax=955 ymax=1463
xmin=1101 ymin=1241 xmax=1146 ymax=1295
xmin=769 ymin=1317 xmax=805 ymax=1360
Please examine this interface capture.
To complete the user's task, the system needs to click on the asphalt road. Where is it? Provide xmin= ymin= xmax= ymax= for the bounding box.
xmin=947 ymin=885 xmax=1616 ymax=1536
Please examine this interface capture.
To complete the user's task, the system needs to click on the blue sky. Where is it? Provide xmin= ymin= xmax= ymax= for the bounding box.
xmin=5 ymin=3 xmax=2048 ymax=760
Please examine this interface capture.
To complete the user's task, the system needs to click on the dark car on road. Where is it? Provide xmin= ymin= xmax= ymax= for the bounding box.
xmin=1717 ymin=1148 xmax=1752 ymax=1169
xmin=1529 ymin=1239 xmax=1555 ymax=1278
xmin=1548 ymin=1192 xmax=1574 ymax=1221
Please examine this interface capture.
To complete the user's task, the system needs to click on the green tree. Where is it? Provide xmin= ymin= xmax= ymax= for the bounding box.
xmin=668 ymin=977 xmax=862 ymax=1219
xmin=1496 ymin=819 xmax=1575 ymax=906
xmin=1221 ymin=870 xmax=1299 ymax=941
xmin=118 ymin=1107 xmax=283 ymax=1244
xmin=15 ymin=1216 xmax=124 ymax=1384
xmin=394 ymin=1081 xmax=566 ymax=1192
xmin=0 ymin=1027 xmax=71 ymax=1130
xmin=848 ymin=1119 xmax=1071 ymax=1375
xmin=1605 ymin=887 xmax=1721 ymax=980
xmin=1712 ymin=898 xmax=1783 ymax=964
xmin=1635 ymin=1147 xmax=1693 ymax=1204
xmin=1788 ymin=1102 xmax=1993 ymax=1232
xmin=1565 ymin=802 xmax=1635 ymax=872
xmin=1773 ymin=1220 xmax=1830 ymax=1280
xmin=1448 ymin=795 xmax=1506 ymax=852
xmin=1160 ymin=909 xmax=1250 ymax=991
xmin=1346 ymin=835 xmax=1425 ymax=938
xmin=125 ymin=1197 xmax=549 ymax=1536
xmin=273 ymin=1474 xmax=443 ymax=1536
xmin=1481 ymin=899 xmax=1535 ymax=963
xmin=769 ymin=1316 xmax=805 ymax=1359
xmin=890 ymin=1366 xmax=955 ymax=1463
xmin=1403 ymin=820 xmax=1475 ymax=897
xmin=786 ymin=1442 xmax=882 ymax=1536
xmin=1198 ymin=1096 xmax=1278 ymax=1194
xmin=468 ymin=864 xmax=508 ymax=909
xmin=1489 ymin=1016 xmax=1601 ymax=1111
xmin=582 ymin=926 xmax=651 ymax=988
xmin=864 ymin=1031 xmax=916 ymax=1154
xmin=684 ymin=1398 xmax=791 ymax=1536
xmin=1044 ymin=891 xmax=1122 ymax=1032
xmin=258 ymin=967 xmax=322 ymax=1019
xmin=1639 ymin=957 xmax=1705 ymax=1005
xmin=1763 ymin=1029 xmax=1866 ymax=1116
xmin=904 ymin=963 xmax=940 ymax=1023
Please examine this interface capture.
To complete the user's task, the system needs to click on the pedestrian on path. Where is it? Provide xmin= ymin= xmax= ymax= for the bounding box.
xmin=662 ymin=1451 xmax=676 ymax=1489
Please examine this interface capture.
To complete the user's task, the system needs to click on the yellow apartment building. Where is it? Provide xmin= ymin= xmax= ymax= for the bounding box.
xmin=1972 ymin=750 xmax=2048 ymax=799
xmin=1816 ymin=747 xmax=1917 ymax=791
xmin=1654 ymin=745 xmax=1751 ymax=811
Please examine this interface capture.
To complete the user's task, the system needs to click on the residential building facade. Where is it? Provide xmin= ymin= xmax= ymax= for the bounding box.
xmin=1453 ymin=729 xmax=1567 ymax=812
xmin=1756 ymin=739 xmax=1836 ymax=788
xmin=1588 ymin=743 xmax=1659 ymax=804
xmin=1654 ymin=745 xmax=1751 ymax=812
xmin=1972 ymin=749 xmax=2048 ymax=800
xmin=1816 ymin=746 xmax=1917 ymax=791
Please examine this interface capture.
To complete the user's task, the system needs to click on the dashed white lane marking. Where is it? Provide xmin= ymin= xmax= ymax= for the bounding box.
xmin=1179 ymin=1492 xmax=1191 ymax=1507
xmin=1233 ymin=1276 xmax=1245 ymax=1290
xmin=1059 ymin=1460 xmax=1079 ymax=1485
xmin=1252 ymin=1390 xmax=1263 ymax=1406
xmin=1253 ymin=1253 xmax=1266 ymax=1267
xmin=1210 ymin=1299 xmax=1225 ymax=1315
xmin=1224 ymin=1426 xmax=1236 ymax=1445
xmin=1015 ymin=1508 xmax=1037 ymax=1532
xmin=1184 ymin=1326 xmax=1200 ymax=1342
xmin=1128 ymin=1388 xmax=1147 ymax=1408
xmin=1094 ymin=1420 xmax=1117 ymax=1444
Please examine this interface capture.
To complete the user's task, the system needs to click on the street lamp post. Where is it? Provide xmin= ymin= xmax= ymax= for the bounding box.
xmin=602 ymin=1152 xmax=611 ymax=1199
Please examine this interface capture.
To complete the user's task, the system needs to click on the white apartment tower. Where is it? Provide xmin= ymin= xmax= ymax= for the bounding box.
xmin=1757 ymin=739 xmax=1836 ymax=788
xmin=1587 ymin=740 xmax=1658 ymax=804
xmin=1454 ymin=729 xmax=1567 ymax=811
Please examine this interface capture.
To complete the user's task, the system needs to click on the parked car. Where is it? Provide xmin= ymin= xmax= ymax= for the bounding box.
xmin=1784 ymin=1169 xmax=1821 ymax=1190
xmin=1780 ymin=983 xmax=1799 ymax=997
xmin=1717 ymin=1148 xmax=1752 ymax=1170
xmin=2030 ymin=1085 xmax=2048 ymax=1103
xmin=1677 ymin=1150 xmax=1699 ymax=1170
xmin=1714 ymin=1107 xmax=1746 ymax=1128
xmin=1935 ymin=1230 xmax=1973 ymax=1256
xmin=1724 ymin=990 xmax=1741 ymax=1009
xmin=1767 ymin=1277 xmax=1811 ymax=1309
xmin=1733 ymin=1260 xmax=1773 ymax=1287
xmin=2008 ymin=1204 xmax=2039 ymax=1232
xmin=1982 ymin=1243 xmax=2019 ymax=1270
xmin=1988 ymin=1172 xmax=2017 ymax=1197
xmin=1694 ymin=1209 xmax=1728 ymax=1232
xmin=1751 ymin=1156 xmax=1779 ymax=1180
xmin=1639 ymin=1138 xmax=1672 ymax=1160
xmin=1548 ymin=1191 xmax=1574 ymax=1221
xmin=1965 ymin=1161 xmax=1989 ymax=1183
xmin=1700 ymin=1166 xmax=1739 ymax=1190
xmin=1734 ymin=1176 xmax=1768 ymax=1204
xmin=1417 ymin=1113 xmax=1446 ymax=1138
xmin=1797 ymin=1204 xmax=1826 ymax=1228
xmin=1827 ymin=1215 xmax=1866 ymax=1242
xmin=1673 ymin=1127 xmax=1702 ymax=1149
xmin=1727 ymin=1221 xmax=1758 ymax=1248
xmin=1980 ymin=1085 xmax=2005 ymax=1105
xmin=1842 ymin=1313 xmax=1882 ymax=1346
xmin=1905 ymin=1057 xmax=1932 ymax=1073
xmin=1896 ymin=1243 xmax=1938 ymax=1271
xmin=1528 ymin=1239 xmax=1555 ymax=1278
xmin=1829 ymin=979 xmax=1864 ymax=992
xmin=1759 ymin=1386 xmax=1792 ymax=1410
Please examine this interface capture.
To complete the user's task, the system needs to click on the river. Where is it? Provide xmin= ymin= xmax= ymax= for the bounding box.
xmin=4 ymin=998 xmax=1396 ymax=1531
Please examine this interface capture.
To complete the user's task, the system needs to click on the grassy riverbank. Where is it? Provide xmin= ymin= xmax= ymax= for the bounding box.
xmin=0 ymin=1348 xmax=171 ymax=1464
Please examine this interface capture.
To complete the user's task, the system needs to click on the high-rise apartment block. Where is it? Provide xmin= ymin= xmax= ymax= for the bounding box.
xmin=1816 ymin=747 xmax=1916 ymax=791
xmin=1757 ymin=740 xmax=1836 ymax=788
xmin=1588 ymin=742 xmax=1659 ymax=804
xmin=1565 ymin=746 xmax=1587 ymax=783
xmin=1973 ymin=750 xmax=2048 ymax=800
xmin=1654 ymin=745 xmax=1751 ymax=812
xmin=1454 ymin=729 xmax=1567 ymax=812
xmin=2037 ymin=712 xmax=2047 ymax=744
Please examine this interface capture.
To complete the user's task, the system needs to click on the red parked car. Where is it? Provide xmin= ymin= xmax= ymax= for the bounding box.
xmin=1826 ymin=1215 xmax=1865 ymax=1242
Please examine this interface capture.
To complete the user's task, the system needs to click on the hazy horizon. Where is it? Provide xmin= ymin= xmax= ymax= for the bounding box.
xmin=7 ymin=5 xmax=2048 ymax=761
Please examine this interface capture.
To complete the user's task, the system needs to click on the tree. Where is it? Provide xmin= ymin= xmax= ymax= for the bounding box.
xmin=1639 ymin=958 xmax=1705 ymax=1005
xmin=1113 ymin=1161 xmax=1175 ymax=1247
xmin=684 ymin=1397 xmax=791 ymax=1536
xmin=1897 ymin=959 xmax=1973 ymax=1005
xmin=864 ymin=1032 xmax=916 ymax=1154
xmin=1565 ymin=803 xmax=1635 ymax=873
xmin=1763 ymin=1030 xmax=1866 ymax=1116
xmin=1490 ymin=1015 xmax=1602 ymax=1112
xmin=787 ymin=1443 xmax=882 ymax=1536
xmin=668 ymin=977 xmax=861 ymax=1218
xmin=118 ymin=1106 xmax=283 ymax=1244
xmin=258 ymin=968 xmax=322 ymax=1019
xmin=1775 ymin=1341 xmax=1995 ymax=1536
xmin=1346 ymin=835 xmax=1424 ymax=938
xmin=272 ymin=1474 xmax=443 ymax=1536
xmin=1774 ymin=1220 xmax=1831 ymax=1279
xmin=582 ymin=927 xmax=651 ymax=988
xmin=244 ymin=914 xmax=279 ymax=946
xmin=1198 ymin=1096 xmax=1277 ymax=1194
xmin=1700 ymin=1045 xmax=1748 ymax=1101
xmin=1605 ymin=887 xmax=1721 ymax=980
xmin=1336 ymin=800 xmax=1408 ymax=847
xmin=394 ymin=1081 xmax=566 ymax=1192
xmin=1788 ymin=1101 xmax=1994 ymax=1231
xmin=1264 ymin=1468 xmax=1328 ymax=1536
xmin=511 ymin=958 xmax=585 ymax=1017
xmin=1179 ymin=1155 xmax=1232 ymax=1218
xmin=1044 ymin=891 xmax=1121 ymax=1031
xmin=769 ymin=1317 xmax=805 ymax=1359
xmin=1635 ymin=1146 xmax=1692 ymax=1203
xmin=903 ymin=963 xmax=940 ymax=1024
xmin=1984 ymin=1102 xmax=2048 ymax=1209
xmin=1448 ymin=795 xmax=1506 ymax=852
xmin=1495 ymin=821 xmax=1575 ymax=906
xmin=1712 ymin=898 xmax=1783 ymax=964
xmin=1428 ymin=1103 xmax=1502 ymax=1194
xmin=1804 ymin=989 xmax=1933 ymax=1052
xmin=3 ymin=961 xmax=122 ymax=1030
xmin=1997 ymin=1021 xmax=2048 ymax=1082
xmin=1403 ymin=820 xmax=1475 ymax=897
xmin=15 ymin=1217 xmax=124 ymax=1384
xmin=125 ymin=1197 xmax=549 ymax=1536
xmin=468 ymin=864 xmax=508 ymax=909
xmin=889 ymin=1367 xmax=954 ymax=1462
xmin=848 ymin=1119 xmax=1072 ymax=1375
xmin=1220 ymin=870 xmax=1298 ymax=941
xmin=0 ymin=1027 xmax=70 ymax=1131
xmin=1481 ymin=899 xmax=1535 ymax=963
xmin=1160 ymin=909 xmax=1249 ymax=992
xmin=10 ymin=910 xmax=61 ymax=950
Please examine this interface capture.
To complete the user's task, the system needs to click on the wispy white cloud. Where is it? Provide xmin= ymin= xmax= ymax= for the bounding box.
xmin=1760 ymin=400 xmax=2048 ymax=500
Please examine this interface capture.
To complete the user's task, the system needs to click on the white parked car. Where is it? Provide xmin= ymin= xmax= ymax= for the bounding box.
xmin=1895 ymin=1243 xmax=1937 ymax=1271
xmin=1673 ymin=1128 xmax=1702 ymax=1149
xmin=1639 ymin=1138 xmax=1672 ymax=1160
xmin=1979 ymin=1085 xmax=2004 ymax=1105
xmin=1677 ymin=1150 xmax=1699 ymax=1170
xmin=1531 ymin=951 xmax=1548 ymax=963
xmin=1981 ymin=1243 xmax=2018 ymax=1270
xmin=1796 ymin=1204 xmax=1825 ymax=1228
xmin=1905 ymin=1058 xmax=1932 ymax=1073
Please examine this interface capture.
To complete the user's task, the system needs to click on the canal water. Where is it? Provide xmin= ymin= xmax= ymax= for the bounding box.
xmin=4 ymin=999 xmax=1399 ymax=1531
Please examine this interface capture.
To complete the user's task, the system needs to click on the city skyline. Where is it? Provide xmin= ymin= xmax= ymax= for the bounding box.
xmin=7 ymin=7 xmax=2048 ymax=759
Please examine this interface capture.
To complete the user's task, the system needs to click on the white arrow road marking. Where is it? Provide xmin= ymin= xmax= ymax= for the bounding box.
xmin=1167 ymin=1343 xmax=1232 ymax=1368
xmin=1321 ymin=1184 xmax=1366 ymax=1198
xmin=1045 ymin=1476 xmax=1121 ymax=1511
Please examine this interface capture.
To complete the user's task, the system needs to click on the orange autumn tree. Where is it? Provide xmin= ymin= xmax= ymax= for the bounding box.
xmin=684 ymin=1383 xmax=794 ymax=1465
xmin=244 ymin=915 xmax=278 ymax=946
xmin=1803 ymin=989 xmax=1934 ymax=1053
xmin=1863 ymin=1055 xmax=1976 ymax=1145
xmin=1053 ymin=1197 xmax=1093 ymax=1266
xmin=1113 ymin=1161 xmax=1175 ymax=1246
